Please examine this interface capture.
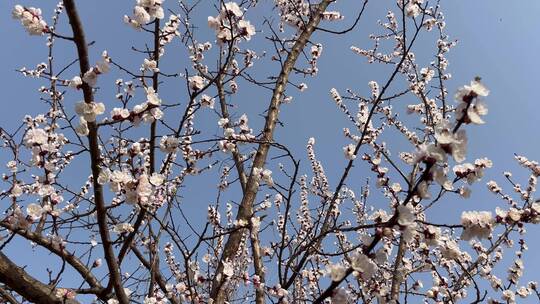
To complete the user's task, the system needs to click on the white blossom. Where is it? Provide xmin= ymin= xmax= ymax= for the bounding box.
xmin=460 ymin=211 xmax=494 ymax=241
xmin=351 ymin=251 xmax=377 ymax=279
xmin=111 ymin=108 xmax=130 ymax=120
xmin=502 ymin=289 xmax=516 ymax=304
xmin=160 ymin=136 xmax=180 ymax=153
xmin=343 ymin=144 xmax=356 ymax=160
xmin=142 ymin=58 xmax=159 ymax=73
xmin=200 ymin=94 xmax=215 ymax=109
xmin=26 ymin=203 xmax=44 ymax=220
xmin=75 ymin=117 xmax=90 ymax=136
xmin=145 ymin=87 xmax=162 ymax=106
xmin=327 ymin=263 xmax=347 ymax=281
xmin=253 ymin=167 xmax=274 ymax=187
xmin=223 ymin=260 xmax=234 ymax=277
xmin=68 ymin=76 xmax=82 ymax=89
xmin=24 ymin=128 xmax=48 ymax=147
xmin=113 ymin=223 xmax=134 ymax=234
xmin=12 ymin=5 xmax=48 ymax=35
xmin=188 ymin=75 xmax=205 ymax=91
xmin=397 ymin=204 xmax=416 ymax=226
xmin=75 ymin=101 xmax=105 ymax=122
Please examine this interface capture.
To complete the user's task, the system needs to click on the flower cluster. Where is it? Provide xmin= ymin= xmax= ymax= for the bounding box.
xmin=326 ymin=263 xmax=347 ymax=281
xmin=159 ymin=14 xmax=180 ymax=51
xmin=111 ymin=107 xmax=130 ymax=120
xmin=99 ymin=165 xmax=166 ymax=208
xmin=23 ymin=128 xmax=48 ymax=147
xmin=75 ymin=101 xmax=105 ymax=122
xmin=307 ymin=44 xmax=323 ymax=75
xmin=343 ymin=143 xmax=356 ymax=160
xmin=22 ymin=120 xmax=67 ymax=168
xmin=55 ymin=288 xmax=76 ymax=301
xmin=12 ymin=5 xmax=48 ymax=35
xmin=399 ymin=79 xmax=491 ymax=199
xmin=81 ymin=51 xmax=111 ymax=87
xmin=131 ymin=87 xmax=164 ymax=124
xmin=218 ymin=114 xmax=256 ymax=153
xmin=397 ymin=204 xmax=416 ymax=226
xmin=188 ymin=75 xmax=205 ymax=91
xmin=351 ymin=251 xmax=378 ymax=280
xmin=433 ymin=122 xmax=467 ymax=162
xmin=460 ymin=211 xmax=495 ymax=241
xmin=208 ymin=2 xmax=255 ymax=43
xmin=159 ymin=136 xmax=180 ymax=153
xmin=454 ymin=78 xmax=489 ymax=125
xmin=252 ymin=167 xmax=274 ymax=187
xmin=515 ymin=154 xmax=540 ymax=177
xmin=141 ymin=58 xmax=159 ymax=73
xmin=199 ymin=94 xmax=215 ymax=109
xmin=405 ymin=0 xmax=423 ymax=18
xmin=124 ymin=0 xmax=164 ymax=29
xmin=74 ymin=101 xmax=105 ymax=136
xmin=26 ymin=203 xmax=47 ymax=220
xmin=188 ymin=42 xmax=212 ymax=64
xmin=453 ymin=158 xmax=493 ymax=184
xmin=321 ymin=11 xmax=344 ymax=21
xmin=114 ymin=223 xmax=135 ymax=234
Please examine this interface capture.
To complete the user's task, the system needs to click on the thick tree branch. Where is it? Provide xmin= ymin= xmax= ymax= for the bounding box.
xmin=0 ymin=285 xmax=20 ymax=304
xmin=390 ymin=234 xmax=406 ymax=300
xmin=63 ymin=1 xmax=129 ymax=303
xmin=0 ymin=222 xmax=104 ymax=295
xmin=0 ymin=252 xmax=79 ymax=304
xmin=209 ymin=2 xmax=333 ymax=302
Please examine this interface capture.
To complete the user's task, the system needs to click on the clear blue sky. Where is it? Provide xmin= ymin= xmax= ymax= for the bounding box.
xmin=1 ymin=0 xmax=540 ymax=302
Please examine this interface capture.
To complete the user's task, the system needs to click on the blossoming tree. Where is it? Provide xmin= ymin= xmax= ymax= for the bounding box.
xmin=2 ymin=0 xmax=539 ymax=303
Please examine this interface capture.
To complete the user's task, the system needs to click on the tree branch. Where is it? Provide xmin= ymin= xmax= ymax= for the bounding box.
xmin=0 ymin=252 xmax=80 ymax=304
xmin=63 ymin=1 xmax=129 ymax=303
xmin=209 ymin=2 xmax=334 ymax=302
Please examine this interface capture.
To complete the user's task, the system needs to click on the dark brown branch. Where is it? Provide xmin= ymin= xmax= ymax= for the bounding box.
xmin=0 ymin=252 xmax=80 ymax=304
xmin=0 ymin=222 xmax=104 ymax=296
xmin=63 ymin=1 xmax=129 ymax=303
xmin=0 ymin=285 xmax=20 ymax=304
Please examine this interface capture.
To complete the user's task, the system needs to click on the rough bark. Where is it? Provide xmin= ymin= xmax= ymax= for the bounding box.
xmin=63 ymin=1 xmax=129 ymax=303
xmin=0 ymin=252 xmax=80 ymax=304
xmin=209 ymin=2 xmax=333 ymax=303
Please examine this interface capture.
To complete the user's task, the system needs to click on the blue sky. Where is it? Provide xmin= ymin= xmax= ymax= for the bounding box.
xmin=2 ymin=0 xmax=540 ymax=302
